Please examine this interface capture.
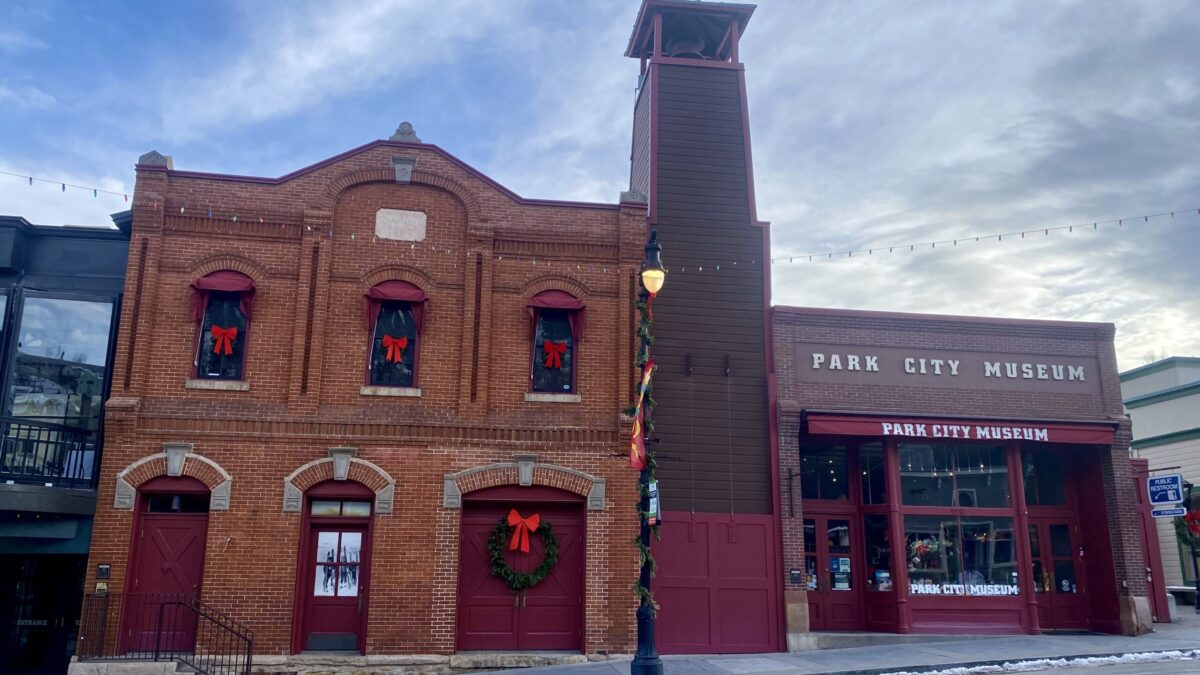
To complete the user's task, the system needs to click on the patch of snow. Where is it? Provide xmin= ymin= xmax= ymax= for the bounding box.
xmin=881 ymin=649 xmax=1200 ymax=675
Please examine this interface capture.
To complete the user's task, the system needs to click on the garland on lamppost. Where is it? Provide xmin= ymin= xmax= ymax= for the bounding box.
xmin=626 ymin=294 xmax=661 ymax=609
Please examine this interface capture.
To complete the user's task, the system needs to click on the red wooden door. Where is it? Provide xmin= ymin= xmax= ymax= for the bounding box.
xmin=457 ymin=493 xmax=584 ymax=651
xmin=1028 ymin=518 xmax=1088 ymax=630
xmin=1131 ymin=460 xmax=1171 ymax=622
xmin=302 ymin=525 xmax=368 ymax=651
xmin=804 ymin=515 xmax=862 ymax=631
xmin=125 ymin=512 xmax=208 ymax=652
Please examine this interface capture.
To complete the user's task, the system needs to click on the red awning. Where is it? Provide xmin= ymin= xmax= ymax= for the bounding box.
xmin=363 ymin=280 xmax=427 ymax=332
xmin=189 ymin=270 xmax=255 ymax=321
xmin=805 ymin=413 xmax=1115 ymax=446
xmin=527 ymin=290 xmax=586 ymax=342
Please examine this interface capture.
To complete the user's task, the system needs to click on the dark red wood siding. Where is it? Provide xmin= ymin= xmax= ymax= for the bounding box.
xmin=630 ymin=73 xmax=652 ymax=198
xmin=649 ymin=64 xmax=771 ymax=514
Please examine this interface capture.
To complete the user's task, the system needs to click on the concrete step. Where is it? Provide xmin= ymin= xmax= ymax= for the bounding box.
xmin=789 ymin=631 xmax=990 ymax=652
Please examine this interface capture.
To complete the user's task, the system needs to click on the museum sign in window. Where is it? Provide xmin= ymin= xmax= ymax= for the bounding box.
xmin=905 ymin=515 xmax=1018 ymax=597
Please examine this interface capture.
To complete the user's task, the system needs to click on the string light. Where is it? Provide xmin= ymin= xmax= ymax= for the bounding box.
xmin=1 ymin=169 xmax=129 ymax=201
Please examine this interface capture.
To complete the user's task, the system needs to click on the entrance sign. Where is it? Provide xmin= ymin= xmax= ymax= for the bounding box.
xmin=1147 ymin=474 xmax=1184 ymax=506
xmin=1151 ymin=507 xmax=1186 ymax=519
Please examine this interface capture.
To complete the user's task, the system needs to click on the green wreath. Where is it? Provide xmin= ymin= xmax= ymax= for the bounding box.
xmin=1175 ymin=511 xmax=1200 ymax=549
xmin=489 ymin=517 xmax=559 ymax=592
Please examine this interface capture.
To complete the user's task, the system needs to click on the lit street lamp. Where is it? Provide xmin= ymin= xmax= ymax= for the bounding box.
xmin=632 ymin=229 xmax=665 ymax=675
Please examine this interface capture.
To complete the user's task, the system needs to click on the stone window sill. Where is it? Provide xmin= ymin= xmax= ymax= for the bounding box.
xmin=360 ymin=386 xmax=422 ymax=397
xmin=186 ymin=379 xmax=249 ymax=391
xmin=524 ymin=392 xmax=581 ymax=403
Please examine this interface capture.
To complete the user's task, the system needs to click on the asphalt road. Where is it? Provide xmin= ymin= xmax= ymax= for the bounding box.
xmin=1048 ymin=661 xmax=1200 ymax=674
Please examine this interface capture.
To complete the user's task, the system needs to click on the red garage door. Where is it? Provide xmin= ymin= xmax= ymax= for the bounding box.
xmin=457 ymin=486 xmax=585 ymax=651
xmin=654 ymin=512 xmax=780 ymax=653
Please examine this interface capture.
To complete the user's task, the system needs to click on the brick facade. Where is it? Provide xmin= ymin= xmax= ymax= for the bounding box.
xmin=85 ymin=138 xmax=648 ymax=658
xmin=771 ymin=307 xmax=1148 ymax=639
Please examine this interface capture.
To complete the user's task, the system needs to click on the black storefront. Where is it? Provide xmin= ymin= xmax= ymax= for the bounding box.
xmin=0 ymin=213 xmax=129 ymax=675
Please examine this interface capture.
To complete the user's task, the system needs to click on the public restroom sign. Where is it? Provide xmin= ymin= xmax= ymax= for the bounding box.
xmin=1147 ymin=474 xmax=1184 ymax=507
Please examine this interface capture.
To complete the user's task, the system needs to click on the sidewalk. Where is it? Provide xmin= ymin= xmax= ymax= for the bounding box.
xmin=493 ymin=613 xmax=1200 ymax=675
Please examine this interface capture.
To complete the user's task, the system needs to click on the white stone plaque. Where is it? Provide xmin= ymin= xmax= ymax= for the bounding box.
xmin=375 ymin=209 xmax=426 ymax=241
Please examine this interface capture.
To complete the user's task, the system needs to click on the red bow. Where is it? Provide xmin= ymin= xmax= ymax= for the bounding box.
xmin=543 ymin=340 xmax=567 ymax=369
xmin=506 ymin=509 xmax=540 ymax=554
xmin=210 ymin=325 xmax=238 ymax=355
xmin=382 ymin=335 xmax=408 ymax=363
xmin=1186 ymin=510 xmax=1200 ymax=537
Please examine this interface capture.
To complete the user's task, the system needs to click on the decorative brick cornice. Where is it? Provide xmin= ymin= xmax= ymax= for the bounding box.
xmin=282 ymin=451 xmax=396 ymax=515
xmin=187 ymin=253 xmax=268 ymax=282
xmin=164 ymin=214 xmax=302 ymax=241
xmin=443 ymin=456 xmax=605 ymax=511
xmin=113 ymin=443 xmax=233 ymax=511
xmin=134 ymin=416 xmax=621 ymax=443
xmin=322 ymin=166 xmax=481 ymax=223
xmin=362 ymin=264 xmax=437 ymax=290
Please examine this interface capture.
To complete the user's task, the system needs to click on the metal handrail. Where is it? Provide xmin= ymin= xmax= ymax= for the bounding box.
xmin=78 ymin=593 xmax=254 ymax=675
xmin=0 ymin=415 xmax=99 ymax=489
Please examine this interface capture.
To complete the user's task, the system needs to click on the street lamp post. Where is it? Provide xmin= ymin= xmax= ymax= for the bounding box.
xmin=632 ymin=230 xmax=665 ymax=675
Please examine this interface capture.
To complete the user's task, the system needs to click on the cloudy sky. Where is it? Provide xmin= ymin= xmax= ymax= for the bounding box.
xmin=1 ymin=0 xmax=1197 ymax=370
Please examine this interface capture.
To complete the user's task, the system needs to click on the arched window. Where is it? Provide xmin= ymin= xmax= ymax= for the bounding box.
xmin=189 ymin=271 xmax=255 ymax=381
xmin=362 ymin=281 xmax=426 ymax=388
xmin=527 ymin=290 xmax=585 ymax=393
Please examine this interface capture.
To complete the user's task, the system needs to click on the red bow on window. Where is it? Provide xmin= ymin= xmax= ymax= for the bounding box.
xmin=542 ymin=340 xmax=567 ymax=369
xmin=382 ymin=335 xmax=408 ymax=363
xmin=506 ymin=509 xmax=540 ymax=554
xmin=210 ymin=325 xmax=238 ymax=356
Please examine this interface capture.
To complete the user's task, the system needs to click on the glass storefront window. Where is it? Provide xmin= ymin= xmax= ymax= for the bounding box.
xmin=8 ymin=296 xmax=113 ymax=429
xmin=905 ymin=515 xmax=958 ymax=587
xmin=800 ymin=444 xmax=849 ymax=501
xmin=901 ymin=443 xmax=1009 ymax=508
xmin=864 ymin=514 xmax=892 ymax=591
xmin=907 ymin=515 xmax=1019 ymax=596
xmin=860 ymin=442 xmax=887 ymax=505
xmin=1022 ymin=449 xmax=1066 ymax=506
xmin=959 ymin=517 xmax=1017 ymax=587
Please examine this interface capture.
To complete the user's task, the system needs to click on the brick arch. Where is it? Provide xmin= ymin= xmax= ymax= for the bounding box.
xmin=113 ymin=443 xmax=233 ymax=511
xmin=362 ymin=264 xmax=436 ymax=290
xmin=443 ymin=456 xmax=605 ymax=510
xmin=187 ymin=253 xmax=267 ymax=283
xmin=521 ymin=275 xmax=591 ymax=300
xmin=322 ymin=167 xmax=481 ymax=223
xmin=282 ymin=451 xmax=395 ymax=515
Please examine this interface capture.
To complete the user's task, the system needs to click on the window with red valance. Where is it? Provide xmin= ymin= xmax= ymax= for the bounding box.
xmin=527 ymin=290 xmax=585 ymax=393
xmin=362 ymin=280 xmax=426 ymax=387
xmin=189 ymin=270 xmax=255 ymax=380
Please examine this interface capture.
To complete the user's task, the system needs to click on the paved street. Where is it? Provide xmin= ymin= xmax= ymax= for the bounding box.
xmin=495 ymin=612 xmax=1200 ymax=675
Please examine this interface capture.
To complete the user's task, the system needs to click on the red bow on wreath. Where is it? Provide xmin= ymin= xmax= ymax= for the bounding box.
xmin=507 ymin=509 xmax=540 ymax=554
xmin=210 ymin=325 xmax=238 ymax=355
xmin=542 ymin=340 xmax=566 ymax=369
xmin=1186 ymin=510 xmax=1200 ymax=537
xmin=382 ymin=335 xmax=408 ymax=363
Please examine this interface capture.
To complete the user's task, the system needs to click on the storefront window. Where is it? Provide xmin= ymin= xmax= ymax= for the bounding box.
xmin=906 ymin=515 xmax=958 ymax=587
xmin=959 ymin=517 xmax=1017 ymax=587
xmin=1022 ymin=449 xmax=1066 ymax=506
xmin=864 ymin=514 xmax=892 ymax=591
xmin=800 ymin=444 xmax=849 ymax=501
xmin=860 ymin=442 xmax=886 ymax=505
xmin=906 ymin=515 xmax=1019 ymax=596
xmin=900 ymin=443 xmax=1009 ymax=508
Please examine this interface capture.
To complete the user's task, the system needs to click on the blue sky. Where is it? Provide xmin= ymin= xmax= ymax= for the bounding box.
xmin=2 ymin=0 xmax=1198 ymax=369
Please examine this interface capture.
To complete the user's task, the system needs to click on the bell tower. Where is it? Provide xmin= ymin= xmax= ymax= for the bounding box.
xmin=626 ymin=0 xmax=781 ymax=654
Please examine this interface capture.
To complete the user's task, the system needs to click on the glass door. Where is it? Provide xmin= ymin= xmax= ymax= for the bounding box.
xmin=1028 ymin=519 xmax=1087 ymax=629
xmin=804 ymin=515 xmax=862 ymax=630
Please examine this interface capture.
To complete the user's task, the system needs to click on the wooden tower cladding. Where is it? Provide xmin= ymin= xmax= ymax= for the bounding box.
xmin=626 ymin=0 xmax=782 ymax=654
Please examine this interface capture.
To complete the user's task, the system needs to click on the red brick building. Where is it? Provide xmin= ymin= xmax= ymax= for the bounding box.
xmin=82 ymin=132 xmax=651 ymax=669
xmin=772 ymin=307 xmax=1152 ymax=645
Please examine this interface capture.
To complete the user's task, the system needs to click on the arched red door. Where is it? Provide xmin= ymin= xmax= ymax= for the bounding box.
xmin=456 ymin=486 xmax=585 ymax=651
xmin=293 ymin=480 xmax=375 ymax=654
xmin=123 ymin=476 xmax=211 ymax=653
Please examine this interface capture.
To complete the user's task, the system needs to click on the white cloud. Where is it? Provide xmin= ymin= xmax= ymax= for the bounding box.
xmin=0 ymin=29 xmax=46 ymax=54
xmin=0 ymin=81 xmax=56 ymax=109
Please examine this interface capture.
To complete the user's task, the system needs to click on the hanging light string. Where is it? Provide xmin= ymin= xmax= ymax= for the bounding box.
xmin=0 ymin=169 xmax=130 ymax=201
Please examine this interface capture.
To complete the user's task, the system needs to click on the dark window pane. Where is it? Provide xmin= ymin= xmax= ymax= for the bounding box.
xmin=1053 ymin=559 xmax=1077 ymax=593
xmin=1022 ymin=449 xmax=1066 ymax=506
xmin=803 ymin=519 xmax=816 ymax=552
xmin=905 ymin=515 xmax=957 ymax=588
xmin=369 ymin=302 xmax=417 ymax=387
xmin=531 ymin=310 xmax=573 ymax=393
xmin=954 ymin=445 xmax=1010 ymax=508
xmin=827 ymin=519 xmax=850 ymax=554
xmin=864 ymin=513 xmax=892 ymax=591
xmin=196 ymin=292 xmax=247 ymax=380
xmin=146 ymin=493 xmax=209 ymax=513
xmin=860 ymin=442 xmax=886 ymax=505
xmin=10 ymin=297 xmax=113 ymax=429
xmin=900 ymin=444 xmax=954 ymax=506
xmin=1049 ymin=524 xmax=1072 ymax=559
xmin=959 ymin=517 xmax=1018 ymax=592
xmin=800 ymin=445 xmax=849 ymax=501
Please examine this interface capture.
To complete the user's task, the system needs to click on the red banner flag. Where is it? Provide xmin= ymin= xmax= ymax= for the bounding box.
xmin=630 ymin=359 xmax=655 ymax=470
